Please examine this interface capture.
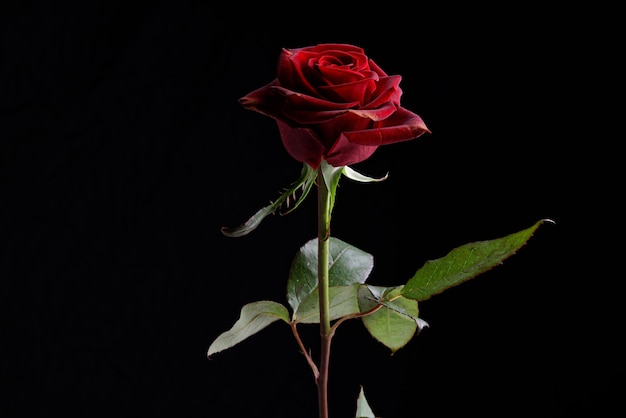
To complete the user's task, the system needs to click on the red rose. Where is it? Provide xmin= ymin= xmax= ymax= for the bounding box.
xmin=239 ymin=43 xmax=430 ymax=169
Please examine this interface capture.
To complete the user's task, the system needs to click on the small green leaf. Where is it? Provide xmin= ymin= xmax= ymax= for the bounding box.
xmin=207 ymin=301 xmax=290 ymax=358
xmin=286 ymin=237 xmax=374 ymax=313
xmin=221 ymin=163 xmax=317 ymax=237
xmin=359 ymin=286 xmax=420 ymax=353
xmin=343 ymin=165 xmax=388 ymax=183
xmin=355 ymin=385 xmax=377 ymax=418
xmin=402 ymin=219 xmax=553 ymax=301
xmin=294 ymin=284 xmax=360 ymax=323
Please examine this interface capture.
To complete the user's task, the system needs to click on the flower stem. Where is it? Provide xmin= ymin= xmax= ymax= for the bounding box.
xmin=317 ymin=168 xmax=332 ymax=418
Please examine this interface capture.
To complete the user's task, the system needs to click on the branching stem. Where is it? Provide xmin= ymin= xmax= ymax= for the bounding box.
xmin=290 ymin=321 xmax=319 ymax=380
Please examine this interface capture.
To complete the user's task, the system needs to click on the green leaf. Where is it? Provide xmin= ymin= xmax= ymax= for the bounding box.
xmin=359 ymin=285 xmax=421 ymax=353
xmin=294 ymin=284 xmax=361 ymax=324
xmin=402 ymin=219 xmax=554 ymax=301
xmin=221 ymin=163 xmax=317 ymax=237
xmin=355 ymin=386 xmax=377 ymax=418
xmin=343 ymin=165 xmax=388 ymax=183
xmin=286 ymin=237 xmax=374 ymax=313
xmin=207 ymin=301 xmax=290 ymax=358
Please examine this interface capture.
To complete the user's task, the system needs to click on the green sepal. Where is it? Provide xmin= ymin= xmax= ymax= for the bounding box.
xmin=402 ymin=218 xmax=554 ymax=301
xmin=320 ymin=160 xmax=344 ymax=219
xmin=207 ymin=300 xmax=290 ymax=358
xmin=221 ymin=163 xmax=317 ymax=237
xmin=343 ymin=165 xmax=388 ymax=183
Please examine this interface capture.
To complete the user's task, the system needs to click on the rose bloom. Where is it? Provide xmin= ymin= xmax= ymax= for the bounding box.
xmin=239 ymin=43 xmax=430 ymax=169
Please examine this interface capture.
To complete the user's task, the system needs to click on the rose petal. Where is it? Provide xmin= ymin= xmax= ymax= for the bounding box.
xmin=349 ymin=102 xmax=397 ymax=122
xmin=277 ymin=49 xmax=320 ymax=95
xmin=343 ymin=107 xmax=431 ymax=146
xmin=307 ymin=43 xmax=365 ymax=55
xmin=276 ymin=120 xmax=325 ymax=169
xmin=362 ymin=75 xmax=402 ymax=109
xmin=325 ymin=135 xmax=378 ymax=167
xmin=318 ymin=75 xmax=378 ymax=104
xmin=272 ymin=86 xmax=358 ymax=110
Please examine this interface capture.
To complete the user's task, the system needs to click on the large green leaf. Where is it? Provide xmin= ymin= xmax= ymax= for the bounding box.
xmin=359 ymin=286 xmax=423 ymax=353
xmin=207 ymin=301 xmax=290 ymax=358
xmin=402 ymin=219 xmax=553 ymax=301
xmin=286 ymin=237 xmax=374 ymax=313
xmin=294 ymin=284 xmax=361 ymax=324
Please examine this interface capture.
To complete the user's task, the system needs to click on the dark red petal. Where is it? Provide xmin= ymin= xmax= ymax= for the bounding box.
xmin=276 ymin=120 xmax=324 ymax=169
xmin=272 ymin=86 xmax=358 ymax=110
xmin=348 ymin=102 xmax=397 ymax=122
xmin=367 ymin=58 xmax=389 ymax=77
xmin=318 ymin=75 xmax=378 ymax=104
xmin=277 ymin=49 xmax=319 ymax=94
xmin=306 ymin=44 xmax=365 ymax=55
xmin=281 ymin=107 xmax=351 ymax=125
xmin=316 ymin=59 xmax=370 ymax=85
xmin=325 ymin=135 xmax=378 ymax=167
xmin=342 ymin=107 xmax=431 ymax=146
xmin=238 ymin=79 xmax=285 ymax=119
xmin=363 ymin=75 xmax=402 ymax=109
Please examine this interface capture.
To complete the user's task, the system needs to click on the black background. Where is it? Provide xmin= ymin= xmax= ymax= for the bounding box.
xmin=1 ymin=2 xmax=621 ymax=417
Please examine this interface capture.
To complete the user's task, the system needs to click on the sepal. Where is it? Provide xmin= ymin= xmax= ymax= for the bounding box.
xmin=221 ymin=163 xmax=317 ymax=237
xmin=343 ymin=165 xmax=388 ymax=183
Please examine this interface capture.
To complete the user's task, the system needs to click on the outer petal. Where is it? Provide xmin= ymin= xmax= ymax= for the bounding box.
xmin=343 ymin=107 xmax=431 ymax=146
xmin=277 ymin=49 xmax=320 ymax=95
xmin=363 ymin=75 xmax=402 ymax=109
xmin=239 ymin=79 xmax=285 ymax=119
xmin=276 ymin=120 xmax=325 ymax=169
xmin=240 ymin=83 xmax=355 ymax=125
xmin=306 ymin=43 xmax=365 ymax=55
xmin=325 ymin=136 xmax=378 ymax=167
xmin=349 ymin=101 xmax=397 ymax=122
xmin=272 ymin=86 xmax=358 ymax=111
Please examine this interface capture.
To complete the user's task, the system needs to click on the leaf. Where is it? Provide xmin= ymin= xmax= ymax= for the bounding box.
xmin=294 ymin=284 xmax=361 ymax=324
xmin=402 ymin=219 xmax=554 ymax=301
xmin=355 ymin=386 xmax=377 ymax=418
xmin=207 ymin=301 xmax=290 ymax=358
xmin=221 ymin=163 xmax=317 ymax=237
xmin=286 ymin=237 xmax=374 ymax=313
xmin=359 ymin=285 xmax=421 ymax=353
